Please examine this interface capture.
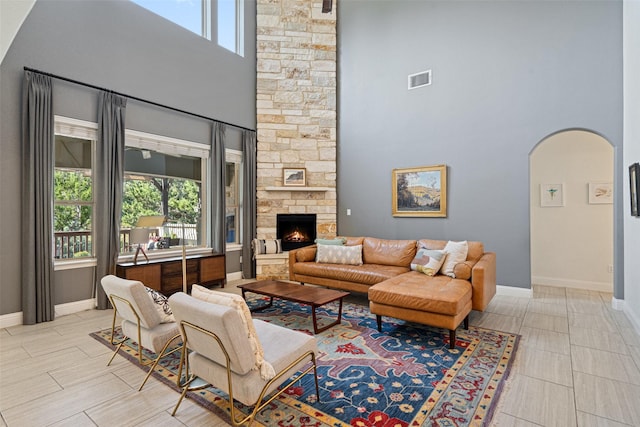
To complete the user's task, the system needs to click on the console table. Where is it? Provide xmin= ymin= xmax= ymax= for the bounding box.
xmin=116 ymin=252 xmax=225 ymax=296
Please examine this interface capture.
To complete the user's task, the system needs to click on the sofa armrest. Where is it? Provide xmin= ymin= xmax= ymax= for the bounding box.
xmin=470 ymin=252 xmax=496 ymax=311
xmin=288 ymin=245 xmax=317 ymax=280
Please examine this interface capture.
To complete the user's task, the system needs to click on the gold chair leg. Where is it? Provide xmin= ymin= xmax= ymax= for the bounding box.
xmin=107 ymin=342 xmax=124 ymax=366
xmin=312 ymin=353 xmax=321 ymax=403
xmin=106 ymin=306 xmax=123 ymax=366
xmin=139 ymin=354 xmax=162 ymax=391
xmin=138 ymin=334 xmax=182 ymax=391
xmin=171 ymin=385 xmax=190 ymax=416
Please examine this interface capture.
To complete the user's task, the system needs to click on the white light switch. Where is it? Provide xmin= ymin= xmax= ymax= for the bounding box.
xmin=347 ymin=209 xmax=351 ymax=216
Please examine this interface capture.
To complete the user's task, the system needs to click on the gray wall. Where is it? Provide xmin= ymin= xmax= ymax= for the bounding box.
xmin=337 ymin=0 xmax=623 ymax=290
xmin=0 ymin=0 xmax=256 ymax=315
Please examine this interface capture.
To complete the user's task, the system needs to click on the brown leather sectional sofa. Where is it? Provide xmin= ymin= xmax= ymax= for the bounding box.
xmin=288 ymin=236 xmax=496 ymax=348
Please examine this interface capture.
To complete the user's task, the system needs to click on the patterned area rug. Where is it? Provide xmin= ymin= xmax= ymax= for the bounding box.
xmin=90 ymin=297 xmax=519 ymax=426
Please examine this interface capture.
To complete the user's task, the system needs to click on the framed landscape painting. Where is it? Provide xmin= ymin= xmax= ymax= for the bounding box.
xmin=392 ymin=164 xmax=447 ymax=217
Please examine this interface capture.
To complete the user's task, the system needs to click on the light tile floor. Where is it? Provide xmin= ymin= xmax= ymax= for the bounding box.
xmin=1 ymin=283 xmax=639 ymax=426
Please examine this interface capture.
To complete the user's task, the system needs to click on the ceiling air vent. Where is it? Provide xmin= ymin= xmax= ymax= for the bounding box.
xmin=408 ymin=70 xmax=432 ymax=90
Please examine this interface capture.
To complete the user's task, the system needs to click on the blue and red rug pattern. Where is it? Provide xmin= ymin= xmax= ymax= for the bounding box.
xmin=91 ymin=297 xmax=518 ymax=426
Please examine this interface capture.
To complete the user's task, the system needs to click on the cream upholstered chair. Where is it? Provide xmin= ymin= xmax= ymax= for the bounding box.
xmin=168 ymin=291 xmax=320 ymax=426
xmin=100 ymin=275 xmax=182 ymax=391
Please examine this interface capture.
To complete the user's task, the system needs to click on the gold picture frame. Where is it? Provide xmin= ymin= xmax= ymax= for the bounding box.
xmin=283 ymin=168 xmax=306 ymax=186
xmin=392 ymin=165 xmax=447 ymax=217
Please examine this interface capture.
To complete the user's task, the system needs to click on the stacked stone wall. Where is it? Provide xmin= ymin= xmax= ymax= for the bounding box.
xmin=255 ymin=0 xmax=337 ymax=279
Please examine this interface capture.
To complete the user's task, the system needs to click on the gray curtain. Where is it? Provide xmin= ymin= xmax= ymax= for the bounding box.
xmin=21 ymin=71 xmax=54 ymax=324
xmin=95 ymin=92 xmax=127 ymax=309
xmin=242 ymin=130 xmax=257 ymax=279
xmin=211 ymin=122 xmax=227 ymax=254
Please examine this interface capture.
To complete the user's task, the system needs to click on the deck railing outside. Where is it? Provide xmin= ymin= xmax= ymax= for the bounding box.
xmin=54 ymin=224 xmax=198 ymax=259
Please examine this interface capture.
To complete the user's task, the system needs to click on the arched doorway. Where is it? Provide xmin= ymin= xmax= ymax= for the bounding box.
xmin=530 ymin=130 xmax=614 ymax=292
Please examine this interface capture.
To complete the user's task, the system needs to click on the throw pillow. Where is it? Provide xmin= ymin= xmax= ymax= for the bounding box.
xmin=316 ymin=244 xmax=363 ymax=265
xmin=410 ymin=248 xmax=447 ymax=276
xmin=315 ymin=237 xmax=346 ymax=246
xmin=190 ymin=285 xmax=275 ymax=380
xmin=440 ymin=240 xmax=469 ymax=278
xmin=144 ymin=287 xmax=175 ymax=323
xmin=453 ymin=261 xmax=473 ymax=280
xmin=251 ymin=239 xmax=282 ymax=257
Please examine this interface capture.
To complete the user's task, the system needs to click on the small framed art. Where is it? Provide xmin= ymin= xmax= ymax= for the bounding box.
xmin=283 ymin=168 xmax=306 ymax=186
xmin=588 ymin=182 xmax=613 ymax=204
xmin=540 ymin=183 xmax=564 ymax=207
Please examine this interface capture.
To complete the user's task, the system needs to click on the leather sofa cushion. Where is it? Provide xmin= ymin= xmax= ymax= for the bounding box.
xmin=368 ymin=271 xmax=472 ymax=316
xmin=362 ymin=237 xmax=417 ymax=267
xmin=292 ymin=262 xmax=410 ymax=286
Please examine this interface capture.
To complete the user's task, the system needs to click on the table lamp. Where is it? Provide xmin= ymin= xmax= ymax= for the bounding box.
xmin=130 ymin=227 xmax=151 ymax=265
xmin=131 ymin=215 xmax=165 ymax=265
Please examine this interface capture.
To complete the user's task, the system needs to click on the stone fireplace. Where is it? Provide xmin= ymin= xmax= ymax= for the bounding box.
xmin=254 ymin=0 xmax=338 ymax=280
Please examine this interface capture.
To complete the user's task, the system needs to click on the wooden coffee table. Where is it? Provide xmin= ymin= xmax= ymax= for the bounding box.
xmin=238 ymin=280 xmax=349 ymax=333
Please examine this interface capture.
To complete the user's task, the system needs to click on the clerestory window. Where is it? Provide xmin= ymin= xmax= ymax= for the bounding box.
xmin=218 ymin=0 xmax=244 ymax=56
xmin=131 ymin=0 xmax=243 ymax=56
xmin=131 ymin=0 xmax=211 ymax=39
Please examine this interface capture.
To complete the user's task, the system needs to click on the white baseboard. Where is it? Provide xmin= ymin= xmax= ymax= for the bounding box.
xmin=611 ymin=297 xmax=625 ymax=311
xmin=55 ymin=299 xmax=96 ymax=317
xmin=531 ymin=276 xmax=612 ymax=293
xmin=496 ymin=285 xmax=533 ymax=298
xmin=623 ymin=302 xmax=640 ymax=336
xmin=0 ymin=312 xmax=23 ymax=329
xmin=0 ymin=298 xmax=96 ymax=329
xmin=227 ymin=271 xmax=243 ymax=282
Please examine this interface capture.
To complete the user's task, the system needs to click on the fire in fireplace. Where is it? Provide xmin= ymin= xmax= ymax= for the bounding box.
xmin=277 ymin=214 xmax=316 ymax=251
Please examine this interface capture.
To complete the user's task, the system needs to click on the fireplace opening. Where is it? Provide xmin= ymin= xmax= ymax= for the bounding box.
xmin=277 ymin=214 xmax=316 ymax=251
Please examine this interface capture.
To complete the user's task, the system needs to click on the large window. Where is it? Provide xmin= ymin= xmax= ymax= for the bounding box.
xmin=131 ymin=0 xmax=211 ymax=39
xmin=218 ymin=0 xmax=244 ymax=55
xmin=53 ymin=118 xmax=97 ymax=260
xmin=122 ymin=131 xmax=209 ymax=256
xmin=225 ymin=149 xmax=242 ymax=245
xmin=52 ymin=118 xmax=238 ymax=262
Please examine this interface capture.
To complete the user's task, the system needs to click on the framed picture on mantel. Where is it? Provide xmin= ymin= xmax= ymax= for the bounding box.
xmin=283 ymin=168 xmax=306 ymax=186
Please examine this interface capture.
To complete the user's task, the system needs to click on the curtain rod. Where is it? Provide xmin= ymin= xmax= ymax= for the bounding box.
xmin=24 ymin=66 xmax=255 ymax=133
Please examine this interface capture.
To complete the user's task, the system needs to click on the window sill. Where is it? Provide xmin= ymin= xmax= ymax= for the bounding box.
xmin=226 ymin=244 xmax=242 ymax=252
xmin=54 ymin=258 xmax=97 ymax=271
